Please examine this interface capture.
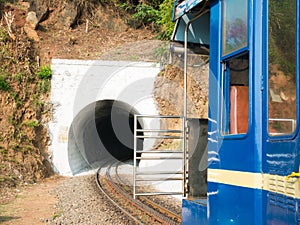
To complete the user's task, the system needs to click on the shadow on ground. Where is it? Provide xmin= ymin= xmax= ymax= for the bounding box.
xmin=0 ymin=216 xmax=20 ymax=223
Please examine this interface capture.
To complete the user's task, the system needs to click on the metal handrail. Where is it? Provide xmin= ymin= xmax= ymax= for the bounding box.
xmin=136 ymin=129 xmax=182 ymax=133
xmin=133 ymin=114 xmax=186 ymax=199
xmin=135 ymin=150 xmax=183 ymax=153
xmin=135 ymin=156 xmax=185 ymax=160
xmin=136 ymin=135 xmax=183 ymax=139
xmin=269 ymin=118 xmax=296 ymax=134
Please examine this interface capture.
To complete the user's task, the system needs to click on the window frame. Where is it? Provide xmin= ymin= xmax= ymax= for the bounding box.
xmin=222 ymin=0 xmax=249 ymax=56
xmin=266 ymin=0 xmax=299 ymax=139
xmin=220 ymin=0 xmax=251 ymax=138
xmin=221 ymin=51 xmax=250 ymax=137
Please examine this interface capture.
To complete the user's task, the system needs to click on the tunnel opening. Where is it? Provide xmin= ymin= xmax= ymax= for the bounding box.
xmin=68 ymin=100 xmax=143 ymax=175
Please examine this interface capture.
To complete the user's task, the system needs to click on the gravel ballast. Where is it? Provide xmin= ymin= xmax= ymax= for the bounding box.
xmin=46 ymin=175 xmax=136 ymax=225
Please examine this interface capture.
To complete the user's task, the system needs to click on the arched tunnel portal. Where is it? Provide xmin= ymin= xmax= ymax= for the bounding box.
xmin=68 ymin=100 xmax=143 ymax=175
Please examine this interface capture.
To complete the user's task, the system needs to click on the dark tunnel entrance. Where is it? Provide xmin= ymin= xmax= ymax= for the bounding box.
xmin=68 ymin=100 xmax=143 ymax=175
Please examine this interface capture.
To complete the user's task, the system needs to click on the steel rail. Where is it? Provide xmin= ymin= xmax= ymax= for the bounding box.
xmin=96 ymin=160 xmax=181 ymax=224
xmin=105 ymin=161 xmax=177 ymax=224
xmin=95 ymin=161 xmax=143 ymax=225
xmin=113 ymin=161 xmax=182 ymax=224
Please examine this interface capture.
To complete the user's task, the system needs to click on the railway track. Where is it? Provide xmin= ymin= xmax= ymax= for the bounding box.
xmin=95 ymin=160 xmax=181 ymax=225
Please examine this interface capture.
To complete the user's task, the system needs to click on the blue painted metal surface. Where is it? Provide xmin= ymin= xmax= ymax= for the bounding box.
xmin=172 ymin=0 xmax=204 ymax=21
xmin=182 ymin=199 xmax=207 ymax=225
xmin=209 ymin=183 xmax=262 ymax=225
xmin=263 ymin=190 xmax=300 ymax=225
xmin=179 ymin=0 xmax=300 ymax=224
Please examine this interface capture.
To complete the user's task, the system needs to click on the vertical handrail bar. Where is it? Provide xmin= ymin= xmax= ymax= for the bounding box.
xmin=133 ymin=114 xmax=137 ymax=199
xmin=181 ymin=117 xmax=186 ymax=198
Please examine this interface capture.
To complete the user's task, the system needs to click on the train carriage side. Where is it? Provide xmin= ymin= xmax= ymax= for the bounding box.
xmin=175 ymin=0 xmax=300 ymax=224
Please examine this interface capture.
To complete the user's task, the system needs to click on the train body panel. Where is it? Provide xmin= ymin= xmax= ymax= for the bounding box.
xmin=182 ymin=199 xmax=207 ymax=225
xmin=172 ymin=0 xmax=300 ymax=224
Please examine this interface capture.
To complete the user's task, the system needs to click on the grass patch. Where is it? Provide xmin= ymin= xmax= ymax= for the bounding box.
xmin=37 ymin=65 xmax=52 ymax=80
xmin=0 ymin=75 xmax=10 ymax=91
xmin=23 ymin=120 xmax=39 ymax=128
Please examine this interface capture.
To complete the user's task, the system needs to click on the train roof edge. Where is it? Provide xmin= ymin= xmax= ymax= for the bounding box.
xmin=172 ymin=0 xmax=206 ymax=21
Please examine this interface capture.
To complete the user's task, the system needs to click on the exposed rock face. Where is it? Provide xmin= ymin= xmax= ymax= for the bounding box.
xmin=26 ymin=11 xmax=39 ymax=29
xmin=0 ymin=35 xmax=53 ymax=187
xmin=27 ymin=0 xmax=50 ymax=24
xmin=153 ymin=50 xmax=209 ymax=149
xmin=0 ymin=3 xmax=54 ymax=188
xmin=59 ymin=1 xmax=81 ymax=28
xmin=154 ymin=53 xmax=209 ymax=119
xmin=24 ymin=11 xmax=40 ymax=41
xmin=26 ymin=0 xmax=81 ymax=29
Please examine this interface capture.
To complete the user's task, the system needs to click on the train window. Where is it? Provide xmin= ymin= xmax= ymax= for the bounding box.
xmin=222 ymin=0 xmax=248 ymax=56
xmin=222 ymin=53 xmax=249 ymax=135
xmin=268 ymin=0 xmax=297 ymax=136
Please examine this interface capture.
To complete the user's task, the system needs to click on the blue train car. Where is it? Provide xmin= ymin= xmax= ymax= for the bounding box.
xmin=171 ymin=0 xmax=300 ymax=224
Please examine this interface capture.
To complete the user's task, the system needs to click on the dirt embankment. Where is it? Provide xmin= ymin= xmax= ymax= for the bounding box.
xmin=0 ymin=9 xmax=53 ymax=197
xmin=153 ymin=49 xmax=209 ymax=143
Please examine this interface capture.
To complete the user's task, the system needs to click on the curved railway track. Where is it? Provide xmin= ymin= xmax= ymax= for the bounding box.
xmin=95 ymin=160 xmax=181 ymax=225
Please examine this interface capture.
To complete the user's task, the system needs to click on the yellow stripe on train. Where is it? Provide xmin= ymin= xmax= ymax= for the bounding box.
xmin=208 ymin=169 xmax=300 ymax=198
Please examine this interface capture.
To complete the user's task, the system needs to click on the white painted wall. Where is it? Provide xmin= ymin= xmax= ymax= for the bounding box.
xmin=49 ymin=59 xmax=160 ymax=176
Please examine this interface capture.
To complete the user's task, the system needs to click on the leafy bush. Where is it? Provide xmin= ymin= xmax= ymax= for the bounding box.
xmin=0 ymin=75 xmax=10 ymax=91
xmin=130 ymin=3 xmax=160 ymax=28
xmin=37 ymin=65 xmax=52 ymax=80
xmin=99 ymin=0 xmax=174 ymax=39
xmin=157 ymin=0 xmax=175 ymax=40
xmin=143 ymin=0 xmax=163 ymax=9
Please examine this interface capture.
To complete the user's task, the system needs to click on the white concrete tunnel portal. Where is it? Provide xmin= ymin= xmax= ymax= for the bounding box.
xmin=68 ymin=100 xmax=143 ymax=173
xmin=49 ymin=60 xmax=160 ymax=176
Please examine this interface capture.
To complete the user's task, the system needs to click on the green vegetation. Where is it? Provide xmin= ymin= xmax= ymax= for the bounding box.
xmin=0 ymin=28 xmax=8 ymax=42
xmin=100 ymin=0 xmax=175 ymax=39
xmin=36 ymin=65 xmax=52 ymax=94
xmin=37 ymin=65 xmax=52 ymax=80
xmin=157 ymin=0 xmax=174 ymax=39
xmin=0 ymin=146 xmax=7 ymax=155
xmin=130 ymin=3 xmax=160 ymax=29
xmin=0 ymin=75 xmax=10 ymax=91
xmin=23 ymin=120 xmax=40 ymax=128
xmin=131 ymin=0 xmax=175 ymax=38
xmin=37 ymin=79 xmax=51 ymax=93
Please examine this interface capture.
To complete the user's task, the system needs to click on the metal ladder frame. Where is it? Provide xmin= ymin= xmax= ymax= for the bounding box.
xmin=133 ymin=115 xmax=188 ymax=199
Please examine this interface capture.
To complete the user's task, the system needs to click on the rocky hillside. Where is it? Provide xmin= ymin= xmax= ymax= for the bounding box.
xmin=0 ymin=11 xmax=52 ymax=188
xmin=153 ymin=48 xmax=209 ymax=145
